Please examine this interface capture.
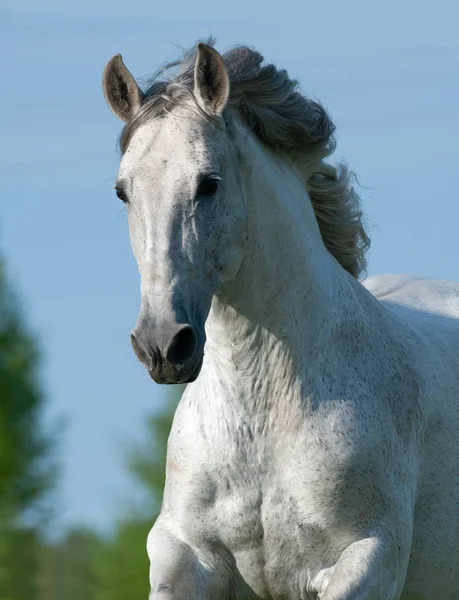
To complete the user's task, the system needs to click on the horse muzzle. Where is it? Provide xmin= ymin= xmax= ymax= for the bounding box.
xmin=130 ymin=323 xmax=204 ymax=384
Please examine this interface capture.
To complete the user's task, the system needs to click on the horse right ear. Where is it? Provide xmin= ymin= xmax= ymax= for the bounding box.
xmin=102 ymin=55 xmax=144 ymax=122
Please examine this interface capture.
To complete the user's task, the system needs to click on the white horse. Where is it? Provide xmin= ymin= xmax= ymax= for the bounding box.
xmin=102 ymin=41 xmax=459 ymax=600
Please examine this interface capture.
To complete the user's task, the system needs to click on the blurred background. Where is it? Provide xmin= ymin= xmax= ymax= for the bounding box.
xmin=2 ymin=0 xmax=459 ymax=597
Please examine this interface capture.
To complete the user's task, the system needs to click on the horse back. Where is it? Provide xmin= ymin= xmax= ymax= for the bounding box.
xmin=365 ymin=274 xmax=459 ymax=597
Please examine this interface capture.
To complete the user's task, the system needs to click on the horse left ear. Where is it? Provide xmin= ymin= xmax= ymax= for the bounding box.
xmin=194 ymin=44 xmax=230 ymax=117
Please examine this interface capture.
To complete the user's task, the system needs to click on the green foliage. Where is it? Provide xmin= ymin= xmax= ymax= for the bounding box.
xmin=36 ymin=386 xmax=183 ymax=600
xmin=92 ymin=518 xmax=152 ymax=600
xmin=0 ymin=259 xmax=55 ymax=523
xmin=0 ymin=527 xmax=41 ymax=600
xmin=37 ymin=529 xmax=101 ymax=600
xmin=0 ymin=252 xmax=185 ymax=599
xmin=128 ymin=386 xmax=184 ymax=511
xmin=0 ymin=257 xmax=56 ymax=599
xmin=92 ymin=386 xmax=183 ymax=600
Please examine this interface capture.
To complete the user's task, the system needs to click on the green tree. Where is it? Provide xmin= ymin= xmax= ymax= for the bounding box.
xmin=37 ymin=529 xmax=101 ymax=600
xmin=128 ymin=390 xmax=183 ymax=508
xmin=0 ymin=257 xmax=56 ymax=599
xmin=93 ymin=387 xmax=184 ymax=600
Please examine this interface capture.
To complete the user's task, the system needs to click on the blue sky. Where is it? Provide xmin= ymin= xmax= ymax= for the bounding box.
xmin=3 ymin=0 xmax=459 ymax=532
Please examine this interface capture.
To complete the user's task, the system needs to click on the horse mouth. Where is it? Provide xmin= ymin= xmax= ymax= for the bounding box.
xmin=182 ymin=355 xmax=204 ymax=383
xmin=149 ymin=354 xmax=204 ymax=385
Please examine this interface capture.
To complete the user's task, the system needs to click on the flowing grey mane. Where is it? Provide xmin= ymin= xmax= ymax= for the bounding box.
xmin=119 ymin=41 xmax=370 ymax=277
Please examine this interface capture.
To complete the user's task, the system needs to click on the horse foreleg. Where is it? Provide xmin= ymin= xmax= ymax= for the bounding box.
xmin=147 ymin=520 xmax=235 ymax=600
xmin=319 ymin=535 xmax=410 ymax=600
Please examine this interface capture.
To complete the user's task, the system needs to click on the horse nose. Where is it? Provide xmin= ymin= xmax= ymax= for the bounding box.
xmin=130 ymin=323 xmax=200 ymax=383
xmin=164 ymin=325 xmax=197 ymax=367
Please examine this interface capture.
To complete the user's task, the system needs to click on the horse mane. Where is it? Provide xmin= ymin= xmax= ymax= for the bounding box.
xmin=119 ymin=40 xmax=370 ymax=278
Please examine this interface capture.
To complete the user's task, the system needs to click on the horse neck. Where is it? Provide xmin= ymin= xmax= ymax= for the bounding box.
xmin=204 ymin=123 xmax=360 ymax=403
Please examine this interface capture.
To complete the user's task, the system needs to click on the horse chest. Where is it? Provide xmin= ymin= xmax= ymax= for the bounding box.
xmin=168 ymin=387 xmax=372 ymax=598
xmin=205 ymin=457 xmax=335 ymax=599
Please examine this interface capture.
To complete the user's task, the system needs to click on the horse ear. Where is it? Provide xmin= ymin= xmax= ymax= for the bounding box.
xmin=102 ymin=54 xmax=144 ymax=122
xmin=194 ymin=43 xmax=230 ymax=117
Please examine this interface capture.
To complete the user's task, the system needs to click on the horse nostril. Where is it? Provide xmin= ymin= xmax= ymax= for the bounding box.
xmin=165 ymin=325 xmax=197 ymax=366
xmin=130 ymin=331 xmax=151 ymax=367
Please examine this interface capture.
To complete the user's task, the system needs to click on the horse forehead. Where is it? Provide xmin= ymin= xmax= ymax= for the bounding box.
xmin=120 ymin=112 xmax=214 ymax=173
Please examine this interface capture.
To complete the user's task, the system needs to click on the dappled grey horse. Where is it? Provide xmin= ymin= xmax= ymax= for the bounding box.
xmin=102 ymin=41 xmax=459 ymax=599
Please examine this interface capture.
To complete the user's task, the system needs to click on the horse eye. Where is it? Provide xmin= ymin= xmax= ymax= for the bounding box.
xmin=197 ymin=177 xmax=220 ymax=197
xmin=115 ymin=187 xmax=128 ymax=203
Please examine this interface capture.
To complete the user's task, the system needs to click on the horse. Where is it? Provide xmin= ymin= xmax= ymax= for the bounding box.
xmin=102 ymin=41 xmax=459 ymax=600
